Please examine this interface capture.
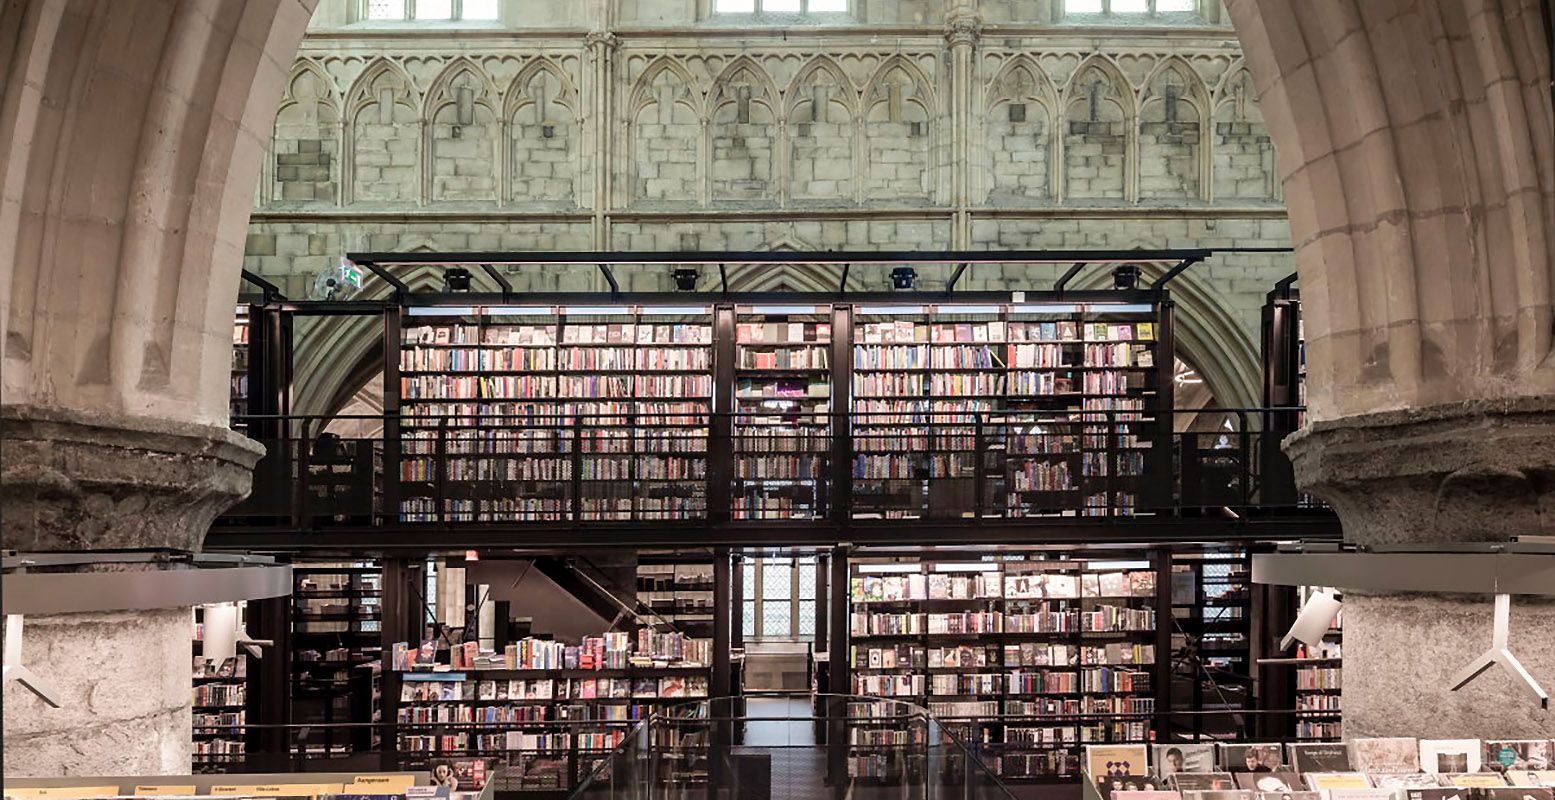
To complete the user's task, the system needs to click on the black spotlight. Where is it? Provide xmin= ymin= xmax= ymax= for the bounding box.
xmin=444 ymin=267 xmax=473 ymax=292
xmin=891 ymin=266 xmax=917 ymax=290
xmin=1112 ymin=264 xmax=1142 ymax=290
xmin=673 ymin=268 xmax=699 ymax=291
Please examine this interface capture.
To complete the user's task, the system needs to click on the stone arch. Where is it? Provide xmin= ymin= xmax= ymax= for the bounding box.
xmin=861 ymin=56 xmax=936 ymax=202
xmin=626 ymin=58 xmax=705 ymax=206
xmin=505 ymin=59 xmax=583 ymax=208
xmin=270 ymin=60 xmax=340 ymax=205
xmin=1059 ymin=56 xmax=1133 ymax=203
xmin=708 ymin=57 xmax=780 ymax=202
xmin=423 ymin=58 xmax=500 ymax=202
xmin=785 ymin=56 xmax=858 ymax=204
xmin=1138 ymin=56 xmax=1210 ymax=202
xmin=1070 ymin=263 xmax=1259 ymax=412
xmin=344 ymin=58 xmax=421 ymax=204
xmin=982 ymin=56 xmax=1060 ymax=205
xmin=1210 ymin=64 xmax=1276 ymax=203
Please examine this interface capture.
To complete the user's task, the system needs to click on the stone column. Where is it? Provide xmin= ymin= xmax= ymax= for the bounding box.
xmin=1225 ymin=0 xmax=1555 ymax=739
xmin=944 ymin=5 xmax=981 ymax=250
xmin=2 ymin=407 xmax=263 ymax=775
xmin=1285 ymin=400 xmax=1555 ymax=738
xmin=2 ymin=0 xmax=311 ymax=775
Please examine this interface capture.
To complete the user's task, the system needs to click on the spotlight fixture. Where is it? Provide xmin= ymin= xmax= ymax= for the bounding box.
xmin=890 ymin=266 xmax=917 ymax=291
xmin=1112 ymin=264 xmax=1142 ymax=290
xmin=444 ymin=267 xmax=473 ymax=292
xmin=673 ymin=268 xmax=699 ymax=291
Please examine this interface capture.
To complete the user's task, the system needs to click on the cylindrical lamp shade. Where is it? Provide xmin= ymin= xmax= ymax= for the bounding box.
xmin=1286 ymin=590 xmax=1342 ymax=648
xmin=201 ymin=603 xmax=240 ymax=662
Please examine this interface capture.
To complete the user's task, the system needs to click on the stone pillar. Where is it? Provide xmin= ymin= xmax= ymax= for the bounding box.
xmin=2 ymin=0 xmax=312 ymax=777
xmin=943 ymin=4 xmax=981 ymax=250
xmin=1225 ymin=0 xmax=1555 ymax=739
xmin=1 ymin=407 xmax=263 ymax=776
xmin=1285 ymin=399 xmax=1555 ymax=738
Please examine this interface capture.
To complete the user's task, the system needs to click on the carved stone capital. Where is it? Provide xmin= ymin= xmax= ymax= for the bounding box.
xmin=0 ymin=405 xmax=264 ymax=553
xmin=944 ymin=9 xmax=983 ymax=47
xmin=1285 ymin=397 xmax=1555 ymax=545
xmin=584 ymin=30 xmax=620 ymax=53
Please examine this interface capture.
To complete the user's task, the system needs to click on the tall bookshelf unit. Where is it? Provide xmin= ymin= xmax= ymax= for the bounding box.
xmin=396 ymin=305 xmax=714 ymax=523
xmin=849 ymin=301 xmax=1170 ymax=520
xmin=292 ymin=563 xmax=385 ymax=759
xmin=191 ymin=606 xmax=251 ymax=773
xmin=376 ymin=293 xmax=1174 ymax=524
xmin=846 ymin=552 xmax=1166 ymax=784
xmin=731 ymin=306 xmax=834 ymax=520
xmin=1259 ymin=282 xmax=1305 ymax=506
xmin=1292 ymin=585 xmax=1342 ymax=740
xmin=231 ymin=306 xmax=253 ymax=433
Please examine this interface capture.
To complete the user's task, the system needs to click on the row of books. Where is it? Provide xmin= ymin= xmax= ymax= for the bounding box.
xmin=855 ymin=320 xmax=1157 ymax=345
xmin=736 ymin=321 xmax=831 ymax=344
xmin=193 ymin=684 xmax=245 ymax=707
xmin=1298 ymin=667 xmax=1342 ymax=690
xmin=1006 ymin=696 xmax=1156 ymax=716
xmin=405 ymin=323 xmax=714 ymax=346
xmin=739 ymin=348 xmax=829 ymax=369
xmin=852 ymin=570 xmax=1157 ymax=601
xmin=400 ymin=400 xmax=708 ymax=422
xmin=399 ymin=676 xmax=710 ymax=702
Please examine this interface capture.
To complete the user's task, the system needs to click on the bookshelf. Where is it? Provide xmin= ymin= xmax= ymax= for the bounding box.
xmin=191 ymin=605 xmax=250 ymax=773
xmin=396 ymin=305 xmax=714 ymax=523
xmin=1293 ymin=585 xmax=1342 ymax=741
xmin=388 ymin=631 xmax=712 ymax=793
xmin=849 ymin=302 xmax=1167 ymax=520
xmin=231 ymin=306 xmax=252 ymax=433
xmin=732 ymin=306 xmax=834 ymax=520
xmin=846 ymin=553 xmax=1164 ymax=783
xmin=636 ymin=552 xmax=716 ymax=639
xmin=292 ymin=563 xmax=384 ymax=759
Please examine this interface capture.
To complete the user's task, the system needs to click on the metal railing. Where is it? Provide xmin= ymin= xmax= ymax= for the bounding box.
xmin=218 ymin=407 xmax=1321 ymax=529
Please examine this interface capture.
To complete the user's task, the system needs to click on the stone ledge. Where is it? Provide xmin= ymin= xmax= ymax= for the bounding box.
xmin=0 ymin=405 xmax=265 ymax=553
xmin=1285 ymin=397 xmax=1555 ymax=545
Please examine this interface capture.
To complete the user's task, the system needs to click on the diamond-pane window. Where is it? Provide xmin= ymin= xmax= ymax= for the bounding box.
xmin=762 ymin=603 xmax=792 ymax=637
xmin=367 ymin=0 xmax=406 ymax=19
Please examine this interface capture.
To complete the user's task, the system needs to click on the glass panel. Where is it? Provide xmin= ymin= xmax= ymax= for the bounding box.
xmin=1112 ymin=0 xmax=1149 ymax=11
xmin=807 ymin=0 xmax=848 ymax=10
xmin=461 ymin=0 xmax=499 ymax=18
xmin=716 ymin=0 xmax=756 ymax=11
xmin=798 ymin=562 xmax=817 ymax=599
xmin=1156 ymin=0 xmax=1196 ymax=9
xmin=1065 ymin=0 xmax=1104 ymax=12
xmin=765 ymin=0 xmax=801 ymax=11
xmin=743 ymin=601 xmax=757 ymax=638
xmin=366 ymin=0 xmax=406 ymax=19
xmin=798 ymin=600 xmax=817 ymax=636
xmin=763 ymin=561 xmax=793 ymax=600
xmin=742 ymin=562 xmax=756 ymax=600
xmin=414 ymin=0 xmax=454 ymax=19
xmin=762 ymin=602 xmax=792 ymax=637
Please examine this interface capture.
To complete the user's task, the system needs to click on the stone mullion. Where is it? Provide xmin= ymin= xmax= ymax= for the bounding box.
xmin=776 ymin=115 xmax=790 ymax=208
xmin=1125 ymin=95 xmax=1140 ymax=205
xmin=700 ymin=116 xmax=712 ymax=208
xmin=497 ymin=117 xmax=511 ymax=207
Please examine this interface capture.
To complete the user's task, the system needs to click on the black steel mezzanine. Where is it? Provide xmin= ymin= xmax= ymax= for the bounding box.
xmin=213 ymin=249 xmax=1332 ymax=551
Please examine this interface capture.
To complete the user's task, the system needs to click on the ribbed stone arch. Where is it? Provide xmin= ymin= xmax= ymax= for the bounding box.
xmin=1070 ymin=264 xmax=1260 ymax=413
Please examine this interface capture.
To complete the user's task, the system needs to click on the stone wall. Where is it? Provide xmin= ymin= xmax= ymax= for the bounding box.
xmin=248 ymin=0 xmax=1290 ymax=412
